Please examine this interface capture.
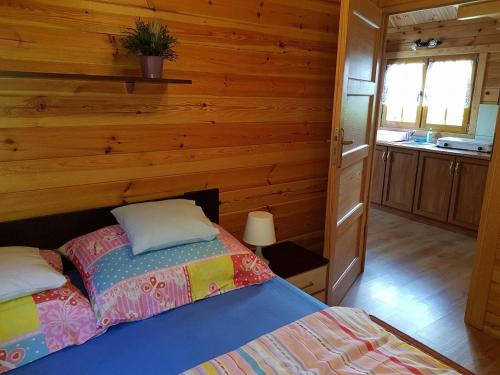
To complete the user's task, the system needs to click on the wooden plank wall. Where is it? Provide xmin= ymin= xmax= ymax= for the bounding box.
xmin=483 ymin=179 xmax=500 ymax=338
xmin=465 ymin=108 xmax=500 ymax=338
xmin=386 ymin=16 xmax=500 ymax=104
xmin=0 ymin=0 xmax=340 ymax=254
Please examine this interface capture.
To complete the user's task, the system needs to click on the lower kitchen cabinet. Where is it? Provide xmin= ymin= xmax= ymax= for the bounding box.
xmin=413 ymin=152 xmax=455 ymax=222
xmin=383 ymin=147 xmax=419 ymax=212
xmin=448 ymin=157 xmax=489 ymax=230
xmin=371 ymin=145 xmax=490 ymax=232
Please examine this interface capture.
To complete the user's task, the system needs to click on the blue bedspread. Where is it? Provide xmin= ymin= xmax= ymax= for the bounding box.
xmin=12 ymin=277 xmax=326 ymax=374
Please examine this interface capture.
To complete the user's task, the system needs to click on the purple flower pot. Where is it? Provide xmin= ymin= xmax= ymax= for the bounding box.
xmin=139 ymin=56 xmax=164 ymax=79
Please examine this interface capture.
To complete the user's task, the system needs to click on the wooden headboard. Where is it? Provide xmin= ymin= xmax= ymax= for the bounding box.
xmin=0 ymin=189 xmax=219 ymax=249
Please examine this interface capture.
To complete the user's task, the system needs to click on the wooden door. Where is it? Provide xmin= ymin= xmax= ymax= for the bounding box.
xmin=371 ymin=145 xmax=387 ymax=204
xmin=324 ymin=0 xmax=383 ymax=305
xmin=449 ymin=157 xmax=489 ymax=230
xmin=382 ymin=147 xmax=419 ymax=212
xmin=413 ymin=152 xmax=455 ymax=222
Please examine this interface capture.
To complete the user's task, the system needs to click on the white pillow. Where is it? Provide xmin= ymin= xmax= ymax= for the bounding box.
xmin=111 ymin=199 xmax=220 ymax=255
xmin=0 ymin=247 xmax=67 ymax=303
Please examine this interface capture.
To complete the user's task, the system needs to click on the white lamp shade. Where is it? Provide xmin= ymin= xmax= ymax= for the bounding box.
xmin=243 ymin=211 xmax=276 ymax=247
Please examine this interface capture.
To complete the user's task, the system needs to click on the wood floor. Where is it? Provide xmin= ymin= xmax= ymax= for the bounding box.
xmin=341 ymin=208 xmax=500 ymax=374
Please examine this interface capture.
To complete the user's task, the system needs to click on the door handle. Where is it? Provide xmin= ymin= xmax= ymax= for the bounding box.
xmin=455 ymin=161 xmax=461 ymax=175
xmin=387 ymin=150 xmax=392 ymax=162
xmin=340 ymin=127 xmax=354 ymax=146
xmin=449 ymin=161 xmax=455 ymax=176
xmin=332 ymin=128 xmax=353 ymax=166
xmin=382 ymin=151 xmax=387 ymax=161
xmin=339 ymin=129 xmax=353 ymax=165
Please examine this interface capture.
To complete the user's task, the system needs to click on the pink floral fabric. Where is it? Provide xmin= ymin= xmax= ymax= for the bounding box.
xmin=95 ymin=267 xmax=191 ymax=325
xmin=0 ymin=280 xmax=102 ymax=373
xmin=62 ymin=225 xmax=127 ymax=271
xmin=36 ymin=283 xmax=101 ymax=352
xmin=39 ymin=249 xmax=63 ymax=273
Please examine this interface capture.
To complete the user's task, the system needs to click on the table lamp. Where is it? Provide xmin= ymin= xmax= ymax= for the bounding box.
xmin=243 ymin=211 xmax=276 ymax=262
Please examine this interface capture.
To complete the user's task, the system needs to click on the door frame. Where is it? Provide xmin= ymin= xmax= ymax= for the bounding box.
xmin=373 ymin=0 xmax=500 ymax=333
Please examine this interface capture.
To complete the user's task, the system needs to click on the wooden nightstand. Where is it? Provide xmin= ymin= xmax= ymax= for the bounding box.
xmin=262 ymin=241 xmax=329 ymax=302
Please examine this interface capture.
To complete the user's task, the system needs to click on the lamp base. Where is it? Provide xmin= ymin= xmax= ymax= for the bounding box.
xmin=254 ymin=246 xmax=270 ymax=264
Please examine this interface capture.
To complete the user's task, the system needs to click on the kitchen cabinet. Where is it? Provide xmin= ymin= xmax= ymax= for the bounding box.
xmin=413 ymin=152 xmax=455 ymax=222
xmin=370 ymin=143 xmax=489 ymax=233
xmin=413 ymin=152 xmax=489 ymax=229
xmin=448 ymin=157 xmax=489 ymax=230
xmin=371 ymin=146 xmax=387 ymax=205
xmin=382 ymin=147 xmax=419 ymax=212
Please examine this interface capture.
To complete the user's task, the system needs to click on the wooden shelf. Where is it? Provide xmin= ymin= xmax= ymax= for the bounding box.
xmin=0 ymin=70 xmax=192 ymax=93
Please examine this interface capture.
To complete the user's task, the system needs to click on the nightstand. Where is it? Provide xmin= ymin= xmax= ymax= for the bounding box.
xmin=262 ymin=241 xmax=329 ymax=302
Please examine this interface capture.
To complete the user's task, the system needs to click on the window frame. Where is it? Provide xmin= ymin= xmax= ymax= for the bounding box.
xmin=381 ymin=54 xmax=478 ymax=134
xmin=420 ymin=54 xmax=477 ymax=134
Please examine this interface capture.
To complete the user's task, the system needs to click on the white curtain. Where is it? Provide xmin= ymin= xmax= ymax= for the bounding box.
xmin=382 ymin=62 xmax=424 ymax=105
xmin=382 ymin=62 xmax=424 ymax=123
xmin=423 ymin=58 xmax=474 ymax=125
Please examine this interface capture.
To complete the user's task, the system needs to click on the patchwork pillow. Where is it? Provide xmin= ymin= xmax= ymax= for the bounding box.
xmin=0 ymin=279 xmax=102 ymax=373
xmin=39 ymin=250 xmax=63 ymax=273
xmin=59 ymin=224 xmax=275 ymax=329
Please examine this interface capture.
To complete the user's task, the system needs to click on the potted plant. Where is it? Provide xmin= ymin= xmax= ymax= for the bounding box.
xmin=122 ymin=18 xmax=177 ymax=79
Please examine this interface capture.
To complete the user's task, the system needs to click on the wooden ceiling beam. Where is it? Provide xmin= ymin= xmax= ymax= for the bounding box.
xmin=457 ymin=1 xmax=500 ymax=20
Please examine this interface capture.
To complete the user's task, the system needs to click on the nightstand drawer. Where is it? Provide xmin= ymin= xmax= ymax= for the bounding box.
xmin=287 ymin=265 xmax=327 ymax=295
xmin=312 ymin=290 xmax=326 ymax=303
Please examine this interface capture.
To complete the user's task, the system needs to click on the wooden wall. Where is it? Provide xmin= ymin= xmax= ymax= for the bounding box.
xmin=465 ymin=107 xmax=500 ymax=337
xmin=0 ymin=0 xmax=340 ymax=253
xmin=386 ymin=16 xmax=500 ymax=104
xmin=482 ymin=158 xmax=500 ymax=338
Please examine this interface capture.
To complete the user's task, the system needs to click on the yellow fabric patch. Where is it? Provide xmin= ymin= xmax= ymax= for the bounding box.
xmin=187 ymin=256 xmax=235 ymax=301
xmin=200 ymin=362 xmax=219 ymax=375
xmin=0 ymin=296 xmax=40 ymax=341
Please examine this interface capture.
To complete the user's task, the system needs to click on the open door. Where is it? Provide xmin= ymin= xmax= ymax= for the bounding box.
xmin=324 ymin=0 xmax=383 ymax=305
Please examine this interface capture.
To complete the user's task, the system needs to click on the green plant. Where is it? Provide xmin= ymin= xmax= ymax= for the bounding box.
xmin=121 ymin=18 xmax=177 ymax=60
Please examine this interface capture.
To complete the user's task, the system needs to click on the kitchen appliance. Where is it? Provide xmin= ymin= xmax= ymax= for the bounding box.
xmin=437 ymin=137 xmax=493 ymax=153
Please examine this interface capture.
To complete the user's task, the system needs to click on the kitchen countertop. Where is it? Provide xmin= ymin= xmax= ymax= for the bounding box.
xmin=376 ymin=140 xmax=491 ymax=161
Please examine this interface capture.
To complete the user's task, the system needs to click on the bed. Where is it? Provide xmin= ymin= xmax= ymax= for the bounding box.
xmin=0 ymin=189 xmax=472 ymax=374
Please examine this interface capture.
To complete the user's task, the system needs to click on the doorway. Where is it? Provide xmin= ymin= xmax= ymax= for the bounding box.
xmin=339 ymin=3 xmax=500 ymax=373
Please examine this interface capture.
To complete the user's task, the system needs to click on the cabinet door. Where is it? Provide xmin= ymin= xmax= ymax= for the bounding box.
xmin=371 ymin=146 xmax=387 ymax=204
xmin=382 ymin=147 xmax=419 ymax=212
xmin=413 ymin=152 xmax=455 ymax=222
xmin=448 ymin=157 xmax=489 ymax=230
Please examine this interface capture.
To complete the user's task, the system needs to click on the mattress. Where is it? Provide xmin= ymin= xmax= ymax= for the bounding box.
xmin=11 ymin=276 xmax=326 ymax=375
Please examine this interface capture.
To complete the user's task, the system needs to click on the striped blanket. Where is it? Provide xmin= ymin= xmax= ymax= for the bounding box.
xmin=184 ymin=307 xmax=458 ymax=374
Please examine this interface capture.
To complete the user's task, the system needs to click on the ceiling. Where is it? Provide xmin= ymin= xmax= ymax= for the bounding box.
xmin=388 ymin=5 xmax=458 ymax=28
xmin=388 ymin=1 xmax=500 ymax=28
xmin=457 ymin=1 xmax=500 ymax=25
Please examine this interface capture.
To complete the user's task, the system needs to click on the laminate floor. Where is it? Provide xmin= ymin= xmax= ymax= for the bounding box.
xmin=341 ymin=208 xmax=500 ymax=374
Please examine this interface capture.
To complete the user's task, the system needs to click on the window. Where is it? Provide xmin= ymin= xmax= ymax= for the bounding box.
xmin=381 ymin=55 xmax=476 ymax=133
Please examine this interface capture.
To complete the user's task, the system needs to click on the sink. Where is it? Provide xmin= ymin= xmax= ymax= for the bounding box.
xmin=400 ymin=140 xmax=435 ymax=146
